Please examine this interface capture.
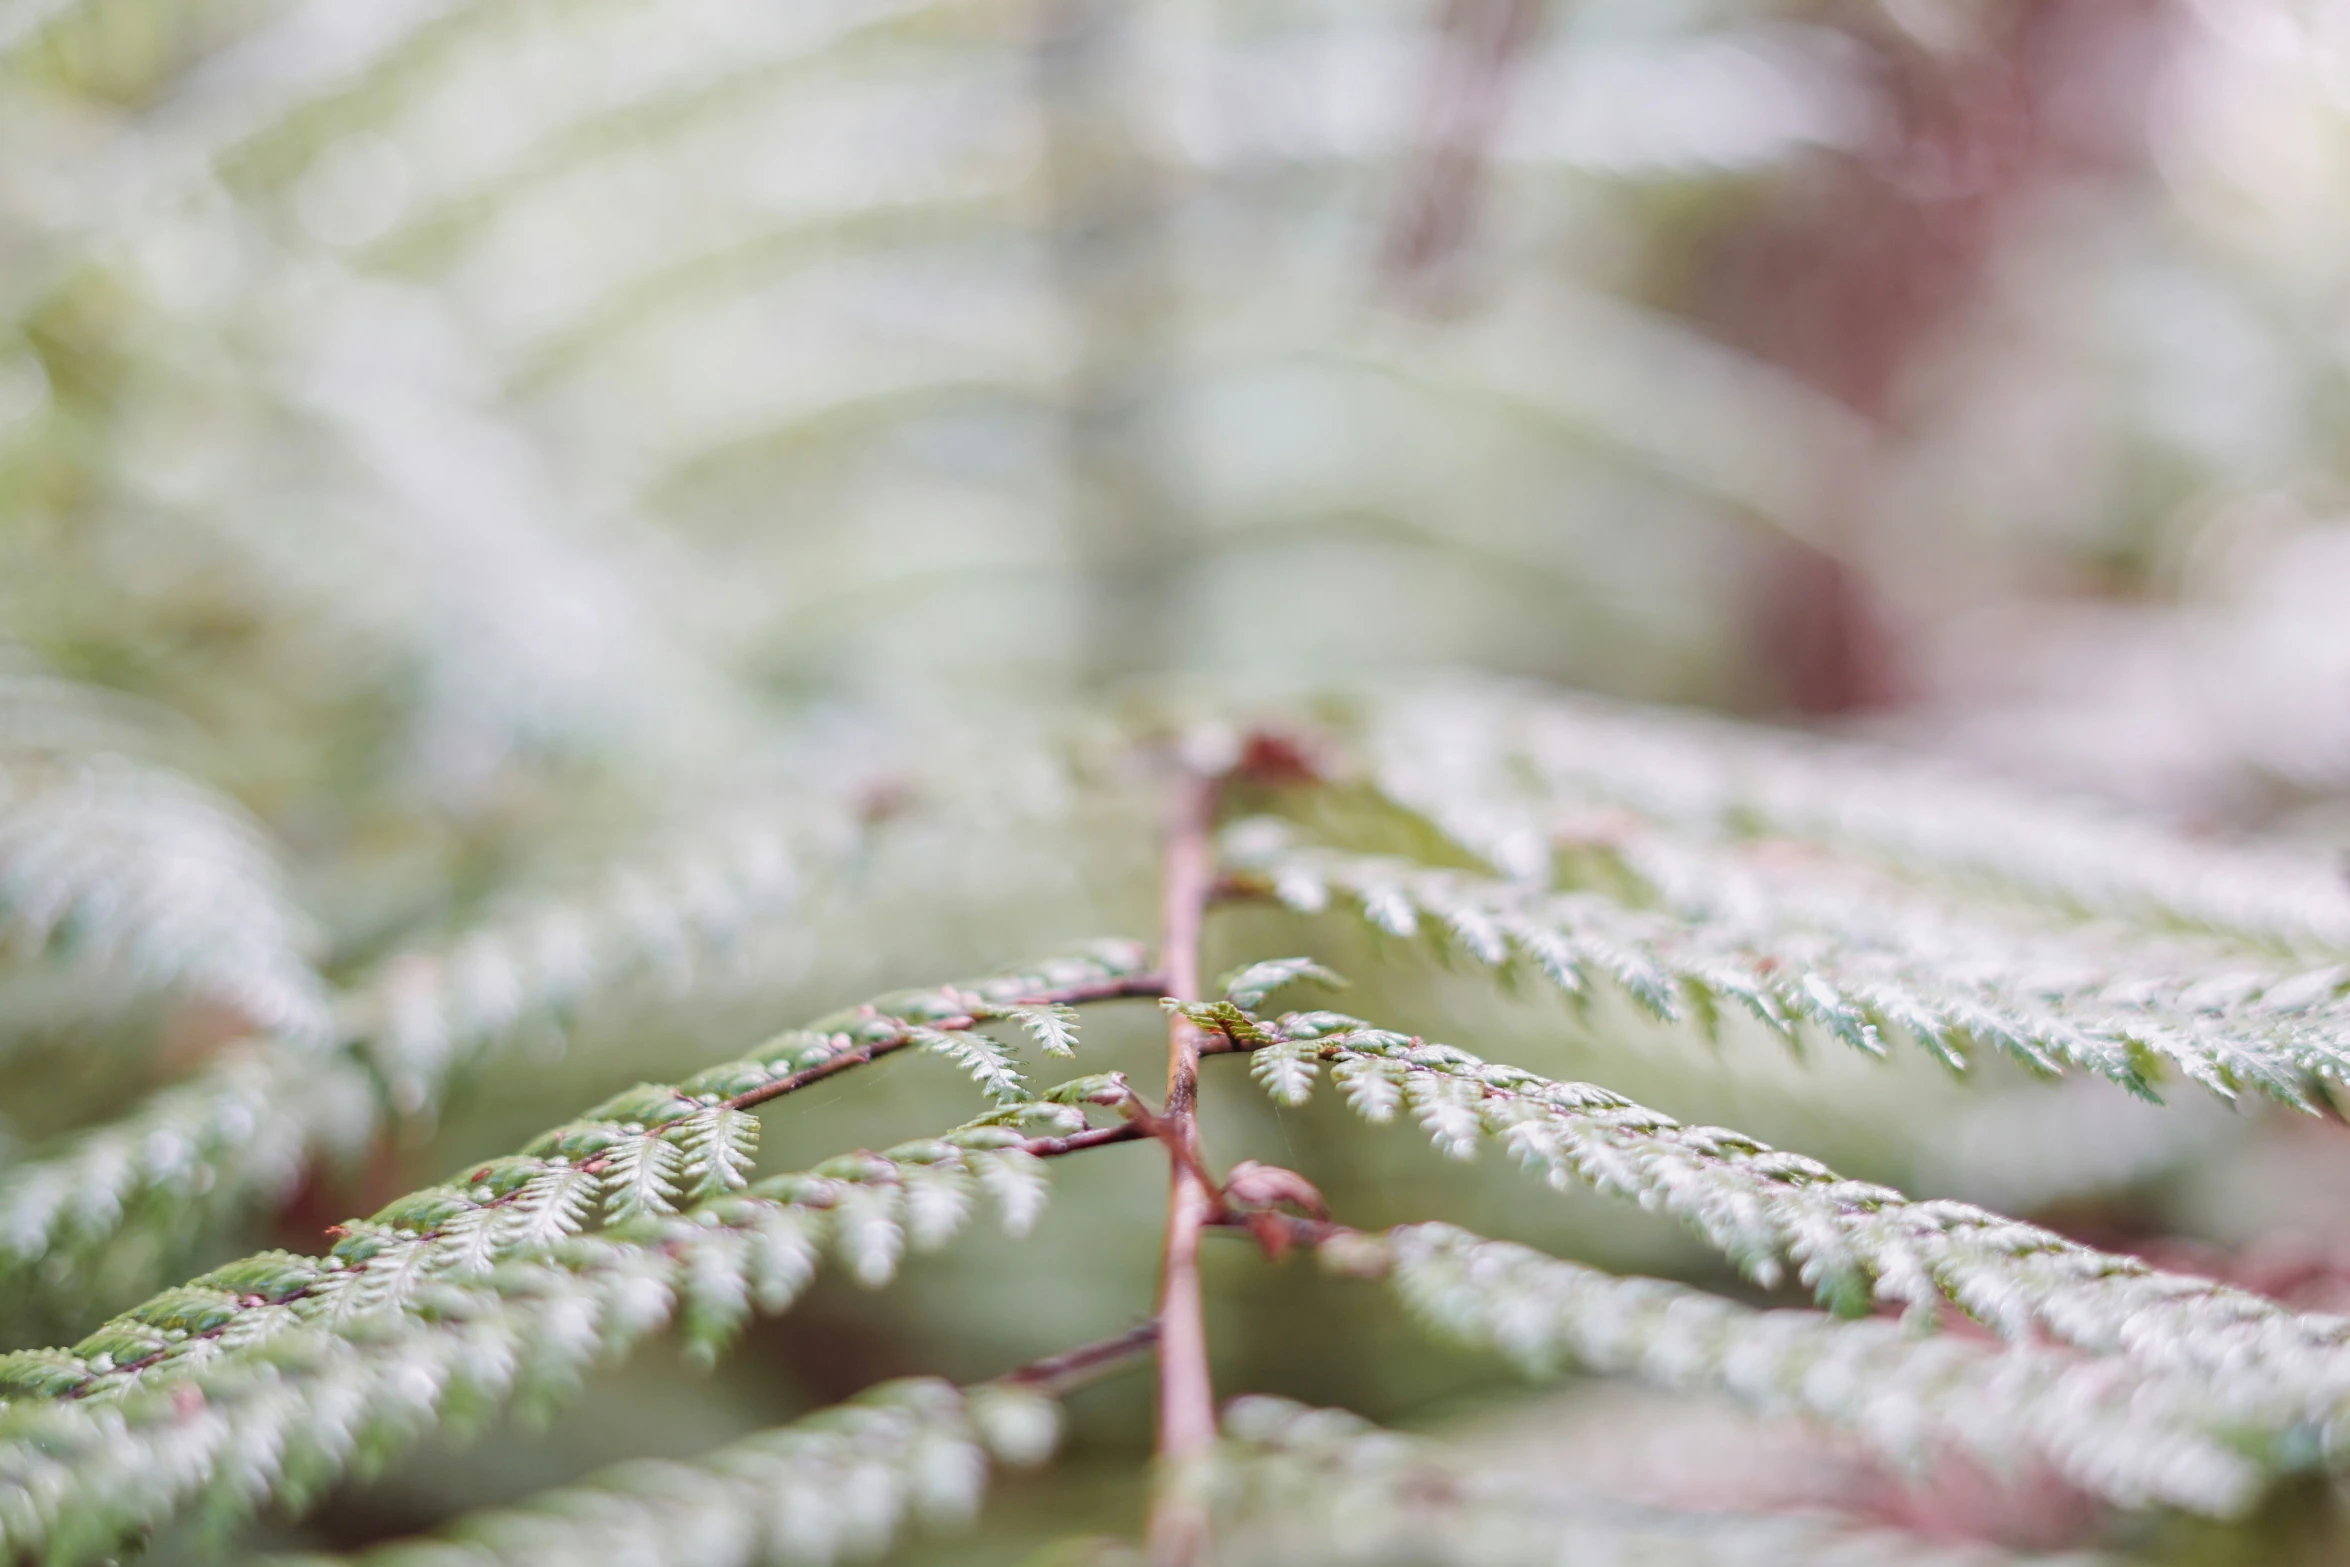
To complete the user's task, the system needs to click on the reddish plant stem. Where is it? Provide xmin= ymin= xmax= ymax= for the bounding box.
xmin=1147 ymin=768 xmax=1221 ymax=1566
xmin=1206 ymin=1209 xmax=1356 ymax=1252
xmin=1023 ymin=1122 xmax=1145 ymax=1159
xmin=1000 ymin=1319 xmax=1162 ymax=1398
xmin=1380 ymin=0 xmax=1542 ymax=297
xmin=722 ymin=972 xmax=1171 ymax=1113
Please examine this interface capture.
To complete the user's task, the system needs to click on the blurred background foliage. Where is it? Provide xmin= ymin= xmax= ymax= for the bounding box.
xmin=8 ymin=0 xmax=2350 ymax=1558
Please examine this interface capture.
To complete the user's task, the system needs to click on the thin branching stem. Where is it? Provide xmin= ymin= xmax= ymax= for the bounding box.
xmin=1002 ymin=1319 xmax=1163 ymax=1398
xmin=1148 ymin=766 xmax=1221 ymax=1566
xmin=718 ymin=972 xmax=1171 ymax=1113
xmin=1025 ymin=1122 xmax=1148 ymax=1159
xmin=1208 ymin=1209 xmax=1354 ymax=1250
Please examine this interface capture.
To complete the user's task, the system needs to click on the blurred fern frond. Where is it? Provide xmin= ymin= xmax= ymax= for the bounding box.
xmin=5 ymin=691 xmax=2350 ymax=1560
xmin=271 ymin=1373 xmax=1071 ymax=1567
xmin=1218 ymin=814 xmax=2350 ymax=1107
xmin=1186 ymin=989 xmax=2350 ymax=1393
xmin=0 ymin=663 xmax=329 ymax=1045
xmin=11 ymin=0 xmax=2350 ymax=1561
xmin=1209 ymin=1395 xmax=2112 ymax=1567
xmin=0 ymin=953 xmax=1162 ymax=1561
xmin=1360 ymin=682 xmax=2350 ymax=952
xmin=0 ymin=778 xmax=887 ymax=1324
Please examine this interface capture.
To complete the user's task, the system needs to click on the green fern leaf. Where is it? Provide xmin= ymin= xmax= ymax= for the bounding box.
xmin=0 ymin=962 xmax=1142 ymax=1562
xmin=497 ymin=1162 xmax=600 ymax=1252
xmin=264 ymin=1375 xmax=1063 ymax=1567
xmin=967 ymin=1147 xmax=1051 ymax=1237
xmin=1331 ymin=1053 xmax=1405 ymax=1123
xmin=1374 ymin=1223 xmax=2272 ymax=1513
xmin=0 ymin=673 xmax=332 ymax=1044
xmin=1199 ymin=990 xmax=2350 ymax=1425
xmin=675 ymin=1106 xmax=760 ymax=1200
xmin=1248 ymin=1039 xmax=1322 ymax=1107
xmin=1220 ymin=956 xmax=1345 ymax=1010
xmin=601 ymin=1130 xmax=685 ymax=1222
xmin=1220 ymin=821 xmax=2350 ymax=1106
xmin=831 ymin=1177 xmax=907 ymax=1288
xmin=996 ymin=1001 xmax=1082 ymax=1058
xmin=916 ymin=1025 xmax=1030 ymax=1104
xmin=901 ymin=1157 xmax=976 ymax=1252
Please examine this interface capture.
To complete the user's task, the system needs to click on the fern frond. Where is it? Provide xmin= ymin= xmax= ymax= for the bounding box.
xmin=494 ymin=1162 xmax=602 ymax=1254
xmin=1330 ymin=1052 xmax=1403 ymax=1124
xmin=916 ymin=1025 xmax=1029 ymax=1104
xmin=0 ymin=673 xmax=330 ymax=1041
xmin=0 ymin=822 xmax=1146 ymax=1319
xmin=539 ymin=939 xmax=1152 ymax=1160
xmin=998 ymin=1001 xmax=1081 ymax=1058
xmin=0 ymin=794 xmax=867 ymax=1316
xmin=829 ymin=1175 xmax=908 ymax=1291
xmin=1223 ymin=817 xmax=2350 ymax=1107
xmin=1372 ymin=1223 xmax=2274 ymax=1513
xmin=266 ymin=1375 xmax=1060 ymax=1567
xmin=1188 ymin=995 xmax=2350 ymax=1424
xmin=901 ymin=1156 xmax=975 ymax=1252
xmin=967 ymin=1145 xmax=1051 ymax=1237
xmin=0 ymin=1050 xmax=378 ymax=1318
xmin=1213 ymin=1395 xmax=2112 ymax=1567
xmin=357 ymin=798 xmax=874 ymax=1114
xmin=0 ymin=946 xmax=1158 ymax=1559
xmin=0 ymin=1086 xmax=1122 ymax=1562
xmin=600 ymin=1128 xmax=685 ymax=1223
xmin=1360 ymin=679 xmax=2350 ymax=955
xmin=674 ymin=1105 xmax=760 ymax=1201
xmin=1219 ymin=956 xmax=1346 ymax=1011
xmin=1248 ymin=1039 xmax=1323 ymax=1108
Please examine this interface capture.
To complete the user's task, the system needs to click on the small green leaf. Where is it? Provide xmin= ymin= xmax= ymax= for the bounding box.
xmin=677 ymin=1107 xmax=760 ymax=1200
xmin=917 ymin=1027 xmax=1029 ymax=1104
xmin=997 ymin=1002 xmax=1081 ymax=1058
xmin=1250 ymin=1040 xmax=1322 ymax=1107
xmin=1220 ymin=957 xmax=1347 ymax=1010
xmin=603 ymin=1129 xmax=684 ymax=1221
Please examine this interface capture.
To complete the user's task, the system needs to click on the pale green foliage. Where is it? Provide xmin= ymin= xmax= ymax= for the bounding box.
xmin=1002 ymin=1001 xmax=1082 ymax=1058
xmin=0 ymin=793 xmax=877 ymax=1318
xmin=14 ymin=683 xmax=2350 ymax=1559
xmin=1186 ymin=992 xmax=2350 ymax=1487
xmin=1223 ymin=809 xmax=2350 ymax=1108
xmin=1210 ymin=1397 xmax=2102 ymax=1567
xmin=0 ymin=668 xmax=331 ymax=1044
xmin=1361 ymin=681 xmax=2350 ymax=957
xmin=0 ymin=1092 xmax=1093 ymax=1563
xmin=1219 ymin=958 xmax=1346 ymax=1012
xmin=917 ymin=1025 xmax=1030 ymax=1104
xmin=272 ymin=1376 xmax=1061 ymax=1567
xmin=1377 ymin=1224 xmax=2272 ymax=1513
xmin=0 ymin=951 xmax=1150 ymax=1563
xmin=351 ymin=798 xmax=873 ymax=1114
xmin=0 ymin=1093 xmax=1081 ymax=1564
xmin=4 ymin=0 xmax=2349 ymax=1556
xmin=0 ymin=1050 xmax=379 ymax=1321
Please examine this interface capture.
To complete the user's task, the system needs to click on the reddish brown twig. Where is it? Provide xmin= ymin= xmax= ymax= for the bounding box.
xmin=1001 ymin=1319 xmax=1162 ymax=1399
xmin=1117 ymin=1088 xmax=1224 ymax=1197
xmin=721 ymin=971 xmax=1171 ymax=1114
xmin=1023 ymin=1121 xmax=1148 ymax=1160
xmin=1380 ymin=0 xmax=1544 ymax=302
xmin=1147 ymin=767 xmax=1221 ymax=1566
